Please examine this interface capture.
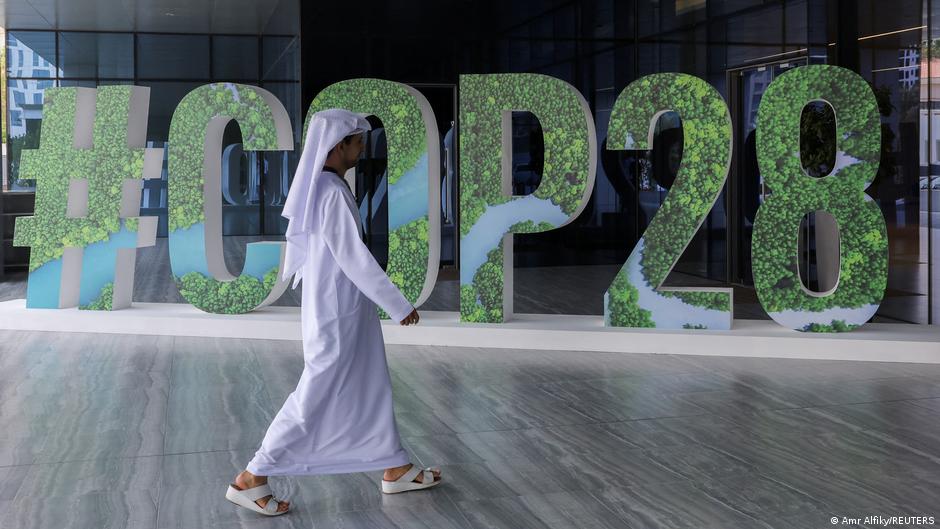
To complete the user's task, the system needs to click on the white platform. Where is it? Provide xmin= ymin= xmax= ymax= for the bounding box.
xmin=0 ymin=298 xmax=937 ymax=363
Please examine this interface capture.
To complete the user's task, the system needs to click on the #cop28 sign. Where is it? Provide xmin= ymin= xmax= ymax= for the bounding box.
xmin=14 ymin=65 xmax=888 ymax=333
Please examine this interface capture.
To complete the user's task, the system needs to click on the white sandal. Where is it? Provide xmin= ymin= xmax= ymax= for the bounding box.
xmin=225 ymin=482 xmax=289 ymax=516
xmin=381 ymin=464 xmax=442 ymax=494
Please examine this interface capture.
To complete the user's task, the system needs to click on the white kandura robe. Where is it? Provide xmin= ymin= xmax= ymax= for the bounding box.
xmin=246 ymin=170 xmax=414 ymax=476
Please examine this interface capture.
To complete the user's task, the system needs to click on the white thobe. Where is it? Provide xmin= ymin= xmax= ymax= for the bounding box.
xmin=246 ymin=170 xmax=414 ymax=476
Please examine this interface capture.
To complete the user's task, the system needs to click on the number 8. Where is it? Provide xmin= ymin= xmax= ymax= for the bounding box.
xmin=753 ymin=65 xmax=888 ymax=332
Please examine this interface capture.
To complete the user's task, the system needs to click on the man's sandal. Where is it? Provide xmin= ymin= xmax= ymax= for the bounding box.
xmin=381 ymin=464 xmax=442 ymax=494
xmin=225 ymin=482 xmax=289 ymax=516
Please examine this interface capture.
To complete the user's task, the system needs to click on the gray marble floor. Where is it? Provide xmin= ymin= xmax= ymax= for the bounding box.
xmin=1 ymin=330 xmax=939 ymax=528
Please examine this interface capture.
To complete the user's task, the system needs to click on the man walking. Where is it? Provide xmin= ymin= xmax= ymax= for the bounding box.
xmin=225 ymin=109 xmax=441 ymax=516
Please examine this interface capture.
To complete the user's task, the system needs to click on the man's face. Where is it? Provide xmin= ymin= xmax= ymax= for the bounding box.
xmin=343 ymin=133 xmax=365 ymax=167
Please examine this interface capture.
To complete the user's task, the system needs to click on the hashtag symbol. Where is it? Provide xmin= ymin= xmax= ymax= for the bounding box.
xmin=13 ymin=86 xmax=162 ymax=310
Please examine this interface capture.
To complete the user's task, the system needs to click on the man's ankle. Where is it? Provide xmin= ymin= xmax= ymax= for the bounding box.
xmin=384 ymin=463 xmax=412 ymax=479
xmin=240 ymin=470 xmax=266 ymax=485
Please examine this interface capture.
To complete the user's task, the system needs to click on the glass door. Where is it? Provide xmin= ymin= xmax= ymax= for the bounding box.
xmin=729 ymin=59 xmax=808 ymax=288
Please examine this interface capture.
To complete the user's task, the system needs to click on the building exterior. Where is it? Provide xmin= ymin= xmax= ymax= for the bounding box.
xmin=0 ymin=0 xmax=938 ymax=327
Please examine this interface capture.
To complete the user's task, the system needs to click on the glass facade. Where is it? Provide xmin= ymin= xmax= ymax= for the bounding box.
xmin=302 ymin=0 xmax=937 ymax=323
xmin=3 ymin=29 xmax=300 ymax=239
xmin=1 ymin=0 xmax=938 ymax=325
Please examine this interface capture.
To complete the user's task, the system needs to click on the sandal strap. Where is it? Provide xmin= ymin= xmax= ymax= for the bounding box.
xmin=423 ymin=469 xmax=433 ymax=484
xmin=264 ymin=497 xmax=280 ymax=514
xmin=243 ymin=483 xmax=273 ymax=502
xmin=399 ymin=464 xmax=422 ymax=483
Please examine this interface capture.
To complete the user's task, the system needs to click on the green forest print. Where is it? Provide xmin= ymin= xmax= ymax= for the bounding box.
xmin=459 ymin=73 xmax=594 ymax=323
xmin=167 ymin=83 xmax=287 ymax=314
xmin=603 ymin=73 xmax=733 ymax=329
xmin=16 ymin=87 xmax=147 ymax=270
xmin=14 ymin=86 xmax=155 ymax=309
xmin=175 ymin=268 xmax=280 ymax=314
xmin=753 ymin=65 xmax=887 ymax=332
xmin=307 ymin=78 xmax=436 ymax=318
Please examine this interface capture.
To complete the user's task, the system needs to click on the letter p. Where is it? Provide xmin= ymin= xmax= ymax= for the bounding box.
xmin=458 ymin=74 xmax=596 ymax=323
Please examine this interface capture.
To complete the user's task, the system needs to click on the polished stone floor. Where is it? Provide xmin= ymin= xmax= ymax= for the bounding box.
xmin=1 ymin=329 xmax=939 ymax=528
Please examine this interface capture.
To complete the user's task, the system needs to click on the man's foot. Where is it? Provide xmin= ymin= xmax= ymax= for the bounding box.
xmin=383 ymin=463 xmax=441 ymax=484
xmin=233 ymin=470 xmax=290 ymax=513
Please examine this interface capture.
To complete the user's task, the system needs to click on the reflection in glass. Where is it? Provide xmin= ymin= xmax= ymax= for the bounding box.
xmin=262 ymin=36 xmax=299 ymax=81
xmin=58 ymin=32 xmax=133 ymax=79
xmin=922 ymin=30 xmax=940 ymax=323
xmin=6 ymin=31 xmax=58 ymax=79
xmin=260 ymin=82 xmax=300 ymax=235
xmin=6 ymin=79 xmax=55 ymax=190
xmin=138 ymin=81 xmax=204 ymax=142
xmin=213 ymin=36 xmax=259 ymax=80
xmin=137 ymin=35 xmax=210 ymax=79
xmin=0 ymin=1 xmax=934 ymax=321
xmin=140 ymin=141 xmax=168 ymax=237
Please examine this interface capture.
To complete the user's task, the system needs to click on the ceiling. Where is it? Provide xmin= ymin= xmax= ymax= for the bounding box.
xmin=1 ymin=0 xmax=298 ymax=34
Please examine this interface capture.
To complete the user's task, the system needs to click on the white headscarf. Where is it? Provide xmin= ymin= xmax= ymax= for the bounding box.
xmin=281 ymin=108 xmax=372 ymax=288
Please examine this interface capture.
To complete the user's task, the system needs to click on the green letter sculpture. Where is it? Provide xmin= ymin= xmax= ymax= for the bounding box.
xmin=458 ymin=73 xmax=596 ymax=323
xmin=14 ymin=86 xmax=161 ymax=310
xmin=753 ymin=65 xmax=888 ymax=332
xmin=306 ymin=79 xmax=441 ymax=317
xmin=167 ymin=83 xmax=294 ymax=314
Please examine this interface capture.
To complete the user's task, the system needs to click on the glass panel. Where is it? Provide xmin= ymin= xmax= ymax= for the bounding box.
xmin=785 ymin=0 xmax=809 ymax=46
xmin=138 ymin=81 xmax=204 ymax=143
xmin=58 ymin=32 xmax=133 ymax=79
xmin=261 ymin=36 xmax=299 ymax=81
xmin=140 ymin=140 xmax=168 ymax=237
xmin=220 ymin=123 xmax=261 ymax=237
xmin=925 ymin=0 xmax=940 ymax=324
xmin=58 ymin=80 xmax=133 ymax=88
xmin=137 ymin=34 xmax=209 ymax=79
xmin=260 ymin=82 xmax=301 ymax=236
xmin=58 ymin=79 xmax=97 ymax=87
xmin=6 ymin=79 xmax=56 ymax=191
xmin=0 ymin=1 xmax=932 ymax=322
xmin=732 ymin=66 xmax=773 ymax=295
xmin=7 ymin=31 xmax=58 ymax=78
xmin=726 ymin=6 xmax=784 ymax=67
xmin=212 ymin=36 xmax=258 ymax=80
xmin=709 ymin=0 xmax=763 ymax=17
xmin=858 ymin=0 xmax=926 ymax=323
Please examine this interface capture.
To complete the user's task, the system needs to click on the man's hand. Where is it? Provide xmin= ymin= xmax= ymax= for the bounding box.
xmin=400 ymin=308 xmax=419 ymax=326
